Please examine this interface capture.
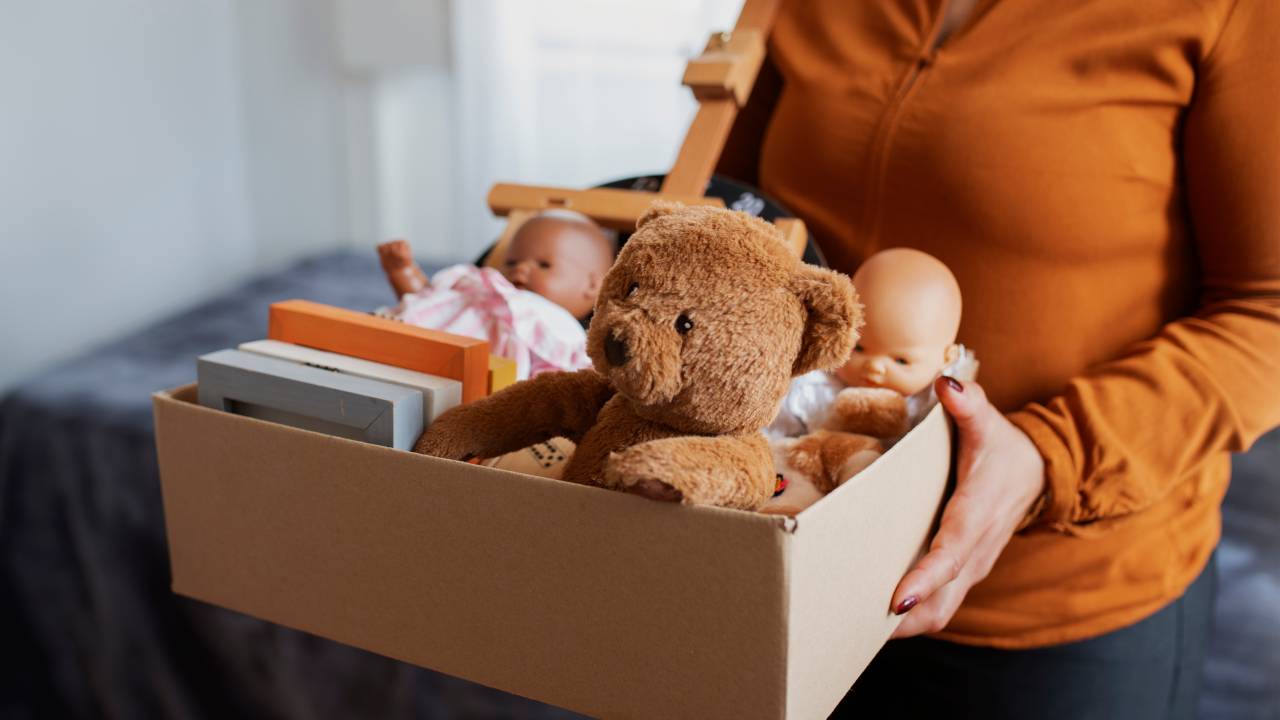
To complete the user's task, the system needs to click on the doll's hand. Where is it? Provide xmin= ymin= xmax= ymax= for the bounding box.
xmin=889 ymin=377 xmax=1046 ymax=638
xmin=822 ymin=387 xmax=909 ymax=438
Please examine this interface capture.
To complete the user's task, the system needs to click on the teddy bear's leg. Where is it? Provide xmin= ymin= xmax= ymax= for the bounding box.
xmin=377 ymin=239 xmax=430 ymax=298
xmin=821 ymin=387 xmax=910 ymax=438
xmin=782 ymin=430 xmax=884 ymax=493
xmin=603 ymin=433 xmax=776 ymax=510
xmin=414 ymin=369 xmax=615 ymax=461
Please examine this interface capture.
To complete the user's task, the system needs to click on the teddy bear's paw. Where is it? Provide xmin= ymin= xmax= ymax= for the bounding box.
xmin=605 ymin=447 xmax=686 ymax=504
xmin=624 ymin=477 xmax=684 ymax=503
xmin=412 ymin=425 xmax=475 ymax=461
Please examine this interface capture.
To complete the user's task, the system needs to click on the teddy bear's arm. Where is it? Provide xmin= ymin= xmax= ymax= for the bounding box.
xmin=820 ymin=387 xmax=910 ymax=439
xmin=603 ymin=433 xmax=776 ymax=510
xmin=413 ymin=369 xmax=614 ymax=460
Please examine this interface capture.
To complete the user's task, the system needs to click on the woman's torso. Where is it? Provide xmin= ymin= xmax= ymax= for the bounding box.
xmin=759 ymin=0 xmax=1231 ymax=646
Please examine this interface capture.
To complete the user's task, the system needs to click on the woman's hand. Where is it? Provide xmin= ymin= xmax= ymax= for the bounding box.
xmin=889 ymin=376 xmax=1047 ymax=638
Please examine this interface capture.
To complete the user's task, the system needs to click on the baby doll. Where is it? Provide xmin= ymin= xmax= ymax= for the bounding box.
xmin=764 ymin=248 xmax=967 ymax=514
xmin=377 ymin=210 xmax=616 ymax=380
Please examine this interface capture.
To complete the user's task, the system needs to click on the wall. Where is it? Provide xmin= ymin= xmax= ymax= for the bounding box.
xmin=0 ymin=0 xmax=356 ymax=394
xmin=0 ymin=0 xmax=746 ymax=393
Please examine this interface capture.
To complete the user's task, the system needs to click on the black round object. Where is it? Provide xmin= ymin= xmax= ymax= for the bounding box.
xmin=475 ymin=173 xmax=828 ymax=268
xmin=597 ymin=174 xmax=828 ymax=267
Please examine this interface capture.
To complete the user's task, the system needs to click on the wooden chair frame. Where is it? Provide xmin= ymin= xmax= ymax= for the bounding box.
xmin=484 ymin=0 xmax=805 ymax=267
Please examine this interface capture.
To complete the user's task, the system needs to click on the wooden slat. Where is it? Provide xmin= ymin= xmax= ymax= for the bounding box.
xmin=660 ymin=100 xmax=738 ymax=196
xmin=682 ymin=29 xmax=765 ymax=106
xmin=662 ymin=0 xmax=782 ymax=197
xmin=774 ymin=217 xmax=808 ymax=258
xmin=487 ymin=184 xmax=723 ymax=231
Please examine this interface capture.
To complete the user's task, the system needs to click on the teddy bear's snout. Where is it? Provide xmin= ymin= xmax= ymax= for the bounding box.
xmin=604 ymin=332 xmax=630 ymax=367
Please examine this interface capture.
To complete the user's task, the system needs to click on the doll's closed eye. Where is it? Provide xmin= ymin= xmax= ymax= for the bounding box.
xmin=895 ymin=357 xmax=910 ymax=365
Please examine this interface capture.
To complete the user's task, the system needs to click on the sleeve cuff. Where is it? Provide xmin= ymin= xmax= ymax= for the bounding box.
xmin=1007 ymin=408 xmax=1078 ymax=528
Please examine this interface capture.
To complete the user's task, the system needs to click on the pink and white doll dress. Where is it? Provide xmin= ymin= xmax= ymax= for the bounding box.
xmin=379 ymin=264 xmax=593 ymax=381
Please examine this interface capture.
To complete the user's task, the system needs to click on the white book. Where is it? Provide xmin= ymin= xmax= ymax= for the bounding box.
xmin=238 ymin=339 xmax=462 ymax=426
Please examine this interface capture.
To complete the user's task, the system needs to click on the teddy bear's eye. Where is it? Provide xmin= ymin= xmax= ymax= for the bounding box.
xmin=675 ymin=314 xmax=694 ymax=335
xmin=626 ymin=282 xmax=639 ymax=297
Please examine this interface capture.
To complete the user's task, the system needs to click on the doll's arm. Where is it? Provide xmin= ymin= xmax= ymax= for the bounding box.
xmin=821 ymin=387 xmax=910 ymax=439
xmin=414 ymin=369 xmax=614 ymax=461
xmin=604 ymin=433 xmax=776 ymax=510
xmin=377 ymin=240 xmax=430 ymax=298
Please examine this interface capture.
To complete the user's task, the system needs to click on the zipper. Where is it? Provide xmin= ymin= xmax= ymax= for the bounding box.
xmin=858 ymin=2 xmax=954 ymax=249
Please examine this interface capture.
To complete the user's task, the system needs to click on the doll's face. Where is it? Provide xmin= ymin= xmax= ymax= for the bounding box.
xmin=834 ymin=321 xmax=955 ymax=396
xmin=501 ymin=215 xmax=614 ymax=319
xmin=832 ymin=248 xmax=961 ymax=396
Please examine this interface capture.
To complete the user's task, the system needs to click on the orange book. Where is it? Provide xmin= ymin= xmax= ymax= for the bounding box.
xmin=268 ymin=300 xmax=490 ymax=403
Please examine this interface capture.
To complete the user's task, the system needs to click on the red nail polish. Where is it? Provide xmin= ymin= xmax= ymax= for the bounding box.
xmin=894 ymin=595 xmax=919 ymax=615
xmin=944 ymin=376 xmax=963 ymax=393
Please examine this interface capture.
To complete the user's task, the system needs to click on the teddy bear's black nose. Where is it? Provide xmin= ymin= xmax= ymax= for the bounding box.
xmin=604 ymin=334 xmax=630 ymax=367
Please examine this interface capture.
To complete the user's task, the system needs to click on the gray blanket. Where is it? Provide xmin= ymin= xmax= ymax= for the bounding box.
xmin=0 ymin=252 xmax=582 ymax=719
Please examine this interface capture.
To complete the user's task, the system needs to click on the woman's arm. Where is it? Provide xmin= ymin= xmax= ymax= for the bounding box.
xmin=1009 ymin=0 xmax=1280 ymax=530
xmin=890 ymin=0 xmax=1280 ymax=635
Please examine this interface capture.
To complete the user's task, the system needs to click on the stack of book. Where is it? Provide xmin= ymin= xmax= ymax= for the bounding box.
xmin=196 ymin=300 xmax=516 ymax=450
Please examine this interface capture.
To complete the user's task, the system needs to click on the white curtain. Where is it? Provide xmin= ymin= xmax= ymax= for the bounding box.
xmin=370 ymin=0 xmax=744 ymax=263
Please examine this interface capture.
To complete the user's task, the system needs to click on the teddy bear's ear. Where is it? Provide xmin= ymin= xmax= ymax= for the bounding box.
xmin=790 ymin=264 xmax=863 ymax=376
xmin=636 ymin=200 xmax=684 ymax=229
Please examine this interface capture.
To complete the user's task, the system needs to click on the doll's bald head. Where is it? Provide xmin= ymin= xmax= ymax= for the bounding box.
xmin=501 ymin=210 xmax=617 ymax=319
xmin=834 ymin=248 xmax=962 ymax=396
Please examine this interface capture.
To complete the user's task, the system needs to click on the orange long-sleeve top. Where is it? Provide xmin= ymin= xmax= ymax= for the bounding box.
xmin=721 ymin=0 xmax=1280 ymax=647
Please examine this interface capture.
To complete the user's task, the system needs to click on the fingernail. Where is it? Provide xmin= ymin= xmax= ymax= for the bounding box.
xmin=894 ymin=595 xmax=919 ymax=615
xmin=944 ymin=376 xmax=963 ymax=393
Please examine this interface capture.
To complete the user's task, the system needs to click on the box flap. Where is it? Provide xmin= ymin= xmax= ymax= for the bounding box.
xmin=783 ymin=405 xmax=952 ymax=718
xmin=154 ymin=388 xmax=793 ymax=719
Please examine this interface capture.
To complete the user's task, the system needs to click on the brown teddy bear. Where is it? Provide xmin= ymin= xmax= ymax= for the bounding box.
xmin=413 ymin=202 xmax=861 ymax=510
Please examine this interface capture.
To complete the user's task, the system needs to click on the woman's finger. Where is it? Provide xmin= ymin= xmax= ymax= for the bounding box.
xmin=888 ymin=378 xmax=1000 ymax=615
xmin=892 ymin=572 xmax=966 ymax=637
xmin=889 ymin=490 xmax=987 ymax=614
xmin=934 ymin=375 xmax=992 ymax=432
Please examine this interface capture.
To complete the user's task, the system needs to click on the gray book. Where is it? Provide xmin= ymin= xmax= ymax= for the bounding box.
xmin=198 ymin=349 xmax=423 ymax=450
xmin=236 ymin=339 xmax=461 ymax=427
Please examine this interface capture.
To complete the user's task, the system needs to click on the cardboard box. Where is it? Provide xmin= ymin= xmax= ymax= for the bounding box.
xmin=154 ymin=384 xmax=951 ymax=719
